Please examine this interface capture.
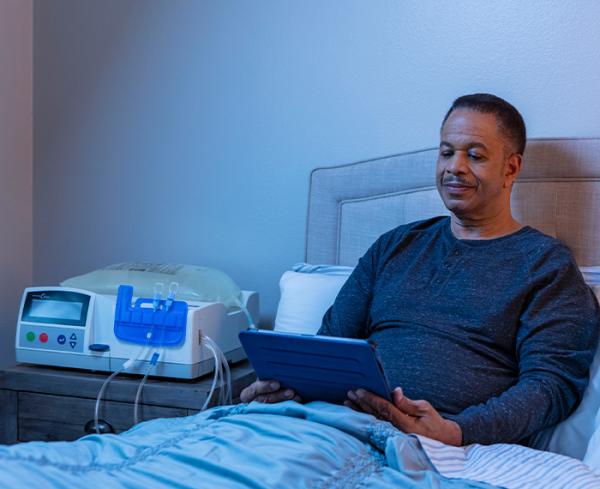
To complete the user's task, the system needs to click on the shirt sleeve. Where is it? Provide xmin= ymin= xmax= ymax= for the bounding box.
xmin=317 ymin=256 xmax=375 ymax=339
xmin=318 ymin=228 xmax=399 ymax=338
xmin=449 ymin=249 xmax=599 ymax=445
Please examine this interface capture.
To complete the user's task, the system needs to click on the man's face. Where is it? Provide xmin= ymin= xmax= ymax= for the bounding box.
xmin=436 ymin=109 xmax=520 ymax=220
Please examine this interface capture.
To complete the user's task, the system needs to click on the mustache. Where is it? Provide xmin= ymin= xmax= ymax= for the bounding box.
xmin=442 ymin=176 xmax=475 ymax=187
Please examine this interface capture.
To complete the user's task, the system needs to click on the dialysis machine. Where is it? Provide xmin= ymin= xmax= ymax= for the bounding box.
xmin=15 ymin=285 xmax=259 ymax=379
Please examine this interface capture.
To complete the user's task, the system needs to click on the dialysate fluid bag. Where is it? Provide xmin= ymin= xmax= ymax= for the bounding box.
xmin=61 ymin=263 xmax=243 ymax=310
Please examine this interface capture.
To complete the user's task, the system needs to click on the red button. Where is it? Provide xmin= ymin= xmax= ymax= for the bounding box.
xmin=39 ymin=333 xmax=48 ymax=343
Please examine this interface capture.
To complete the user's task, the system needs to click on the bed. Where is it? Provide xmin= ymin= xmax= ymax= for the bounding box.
xmin=2 ymin=138 xmax=600 ymax=488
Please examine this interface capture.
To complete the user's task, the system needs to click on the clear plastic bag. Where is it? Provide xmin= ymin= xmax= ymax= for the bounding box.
xmin=61 ymin=262 xmax=243 ymax=309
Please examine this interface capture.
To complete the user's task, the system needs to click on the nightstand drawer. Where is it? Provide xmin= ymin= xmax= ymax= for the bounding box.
xmin=0 ymin=362 xmax=256 ymax=443
xmin=18 ymin=392 xmax=188 ymax=442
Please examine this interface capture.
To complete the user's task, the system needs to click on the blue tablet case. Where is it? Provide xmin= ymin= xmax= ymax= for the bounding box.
xmin=239 ymin=330 xmax=392 ymax=404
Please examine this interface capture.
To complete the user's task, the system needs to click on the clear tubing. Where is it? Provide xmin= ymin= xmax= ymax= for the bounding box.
xmin=222 ymin=350 xmax=232 ymax=404
xmin=216 ymin=346 xmax=224 ymax=404
xmin=94 ymin=368 xmax=123 ymax=435
xmin=203 ymin=335 xmax=222 ymax=403
xmin=216 ymin=343 xmax=231 ymax=405
xmin=203 ymin=335 xmax=232 ymax=405
xmin=218 ymin=340 xmax=231 ymax=404
xmin=164 ymin=281 xmax=179 ymax=311
xmin=134 ymin=351 xmax=161 ymax=425
xmin=234 ymin=297 xmax=256 ymax=329
xmin=95 ymin=283 xmax=168 ymax=434
xmin=152 ymin=282 xmax=164 ymax=311
xmin=94 ymin=341 xmax=153 ymax=435
xmin=201 ymin=341 xmax=220 ymax=412
xmin=133 ymin=366 xmax=151 ymax=425
xmin=130 ymin=290 xmax=162 ymax=425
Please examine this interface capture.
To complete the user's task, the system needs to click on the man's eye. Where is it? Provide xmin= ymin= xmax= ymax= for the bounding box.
xmin=469 ymin=153 xmax=483 ymax=161
xmin=440 ymin=151 xmax=453 ymax=158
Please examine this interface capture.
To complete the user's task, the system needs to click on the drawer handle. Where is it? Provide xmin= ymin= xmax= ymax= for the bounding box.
xmin=84 ymin=418 xmax=115 ymax=435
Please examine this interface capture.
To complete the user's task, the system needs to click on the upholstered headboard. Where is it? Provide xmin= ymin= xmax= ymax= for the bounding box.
xmin=306 ymin=138 xmax=600 ymax=267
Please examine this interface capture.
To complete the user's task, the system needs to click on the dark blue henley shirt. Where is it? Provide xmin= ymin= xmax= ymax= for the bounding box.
xmin=318 ymin=216 xmax=599 ymax=445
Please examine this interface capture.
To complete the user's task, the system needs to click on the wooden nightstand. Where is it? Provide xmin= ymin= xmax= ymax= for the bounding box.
xmin=0 ymin=361 xmax=256 ymax=444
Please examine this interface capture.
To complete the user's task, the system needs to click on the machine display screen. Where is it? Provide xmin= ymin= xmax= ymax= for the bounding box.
xmin=22 ymin=290 xmax=90 ymax=327
xmin=29 ymin=299 xmax=83 ymax=321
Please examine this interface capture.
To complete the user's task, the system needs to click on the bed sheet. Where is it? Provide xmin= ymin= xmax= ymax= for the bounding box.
xmin=0 ymin=401 xmax=598 ymax=489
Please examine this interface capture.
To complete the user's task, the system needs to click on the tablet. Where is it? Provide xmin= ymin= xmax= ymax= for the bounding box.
xmin=239 ymin=329 xmax=392 ymax=404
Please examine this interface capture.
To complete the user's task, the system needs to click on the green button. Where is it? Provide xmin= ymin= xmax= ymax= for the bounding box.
xmin=26 ymin=331 xmax=35 ymax=342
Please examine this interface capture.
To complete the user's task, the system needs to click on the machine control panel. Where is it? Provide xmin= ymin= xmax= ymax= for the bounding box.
xmin=18 ymin=324 xmax=84 ymax=353
xmin=17 ymin=289 xmax=91 ymax=354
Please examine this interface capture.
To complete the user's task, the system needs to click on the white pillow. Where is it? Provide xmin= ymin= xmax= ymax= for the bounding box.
xmin=545 ymin=282 xmax=600 ymax=460
xmin=274 ymin=263 xmax=354 ymax=334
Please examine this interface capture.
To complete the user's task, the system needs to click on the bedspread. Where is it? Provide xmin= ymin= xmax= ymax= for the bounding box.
xmin=0 ymin=401 xmax=598 ymax=488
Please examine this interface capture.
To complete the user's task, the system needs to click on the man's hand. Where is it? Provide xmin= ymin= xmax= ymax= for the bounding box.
xmin=240 ymin=380 xmax=301 ymax=404
xmin=346 ymin=387 xmax=462 ymax=446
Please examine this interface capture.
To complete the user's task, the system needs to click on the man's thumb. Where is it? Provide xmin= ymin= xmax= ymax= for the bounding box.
xmin=393 ymin=387 xmax=424 ymax=416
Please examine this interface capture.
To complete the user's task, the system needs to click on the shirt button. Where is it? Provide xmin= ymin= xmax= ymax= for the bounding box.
xmin=454 ymin=250 xmax=460 ymax=256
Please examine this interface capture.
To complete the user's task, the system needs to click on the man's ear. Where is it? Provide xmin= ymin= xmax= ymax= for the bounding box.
xmin=504 ymin=153 xmax=522 ymax=188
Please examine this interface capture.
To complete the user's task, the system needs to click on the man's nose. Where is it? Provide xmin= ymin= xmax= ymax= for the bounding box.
xmin=445 ymin=153 xmax=469 ymax=174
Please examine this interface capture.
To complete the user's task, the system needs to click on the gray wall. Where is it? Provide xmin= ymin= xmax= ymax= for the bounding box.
xmin=33 ymin=1 xmax=600 ymax=326
xmin=0 ymin=0 xmax=33 ymax=366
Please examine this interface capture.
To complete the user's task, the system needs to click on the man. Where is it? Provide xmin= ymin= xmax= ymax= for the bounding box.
xmin=240 ymin=94 xmax=599 ymax=447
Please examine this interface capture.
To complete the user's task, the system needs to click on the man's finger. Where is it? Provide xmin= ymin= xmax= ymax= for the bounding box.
xmin=348 ymin=390 xmax=379 ymax=417
xmin=343 ymin=399 xmax=360 ymax=411
xmin=255 ymin=388 xmax=295 ymax=404
xmin=359 ymin=390 xmax=403 ymax=423
xmin=255 ymin=380 xmax=280 ymax=395
xmin=255 ymin=393 xmax=279 ymax=403
xmin=240 ymin=380 xmax=280 ymax=402
xmin=347 ymin=390 xmax=375 ymax=415
xmin=392 ymin=387 xmax=430 ymax=416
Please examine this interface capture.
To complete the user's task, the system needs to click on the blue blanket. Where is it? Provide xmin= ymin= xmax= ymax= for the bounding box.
xmin=0 ymin=401 xmax=496 ymax=488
